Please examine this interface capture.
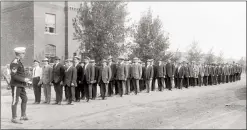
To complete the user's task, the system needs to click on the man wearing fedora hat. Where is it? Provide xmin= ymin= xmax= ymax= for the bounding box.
xmin=73 ymin=56 xmax=83 ymax=102
xmin=52 ymin=56 xmax=65 ymax=105
xmin=38 ymin=58 xmax=52 ymax=104
xmin=98 ymin=59 xmax=112 ymax=99
xmin=107 ymin=56 xmax=117 ymax=96
xmin=82 ymin=56 xmax=91 ymax=102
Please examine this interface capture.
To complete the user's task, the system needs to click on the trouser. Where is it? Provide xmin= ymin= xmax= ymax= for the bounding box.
xmin=109 ymin=80 xmax=115 ymax=96
xmin=189 ymin=77 xmax=194 ymax=86
xmin=167 ymin=77 xmax=172 ymax=90
xmin=203 ymin=76 xmax=208 ymax=86
xmin=71 ymin=86 xmax=75 ymax=101
xmin=54 ymin=83 xmax=63 ymax=103
xmin=151 ymin=78 xmax=156 ymax=91
xmin=115 ymin=80 xmax=119 ymax=95
xmin=198 ymin=75 xmax=203 ymax=86
xmin=117 ymin=80 xmax=124 ymax=97
xmin=177 ymin=78 xmax=183 ymax=89
xmin=92 ymin=83 xmax=97 ymax=99
xmin=33 ymin=77 xmax=41 ymax=103
xmin=130 ymin=79 xmax=134 ymax=92
xmin=146 ymin=79 xmax=152 ymax=93
xmin=218 ymin=75 xmax=221 ymax=84
xmin=194 ymin=78 xmax=198 ymax=86
xmin=100 ymin=82 xmax=108 ymax=99
xmin=229 ymin=75 xmax=233 ymax=82
xmin=125 ymin=79 xmax=131 ymax=94
xmin=221 ymin=75 xmax=225 ymax=83
xmin=210 ymin=75 xmax=214 ymax=85
xmin=11 ymin=86 xmax=27 ymax=119
xmin=84 ymin=82 xmax=90 ymax=101
xmin=43 ymin=84 xmax=51 ymax=103
xmin=183 ymin=77 xmax=189 ymax=88
xmin=64 ymin=85 xmax=68 ymax=100
xmin=80 ymin=83 xmax=85 ymax=99
xmin=75 ymin=83 xmax=82 ymax=101
xmin=65 ymin=85 xmax=73 ymax=104
xmin=88 ymin=84 xmax=93 ymax=99
xmin=139 ymin=79 xmax=146 ymax=91
xmin=132 ymin=79 xmax=140 ymax=94
xmin=233 ymin=74 xmax=236 ymax=82
xmin=157 ymin=77 xmax=164 ymax=91
xmin=226 ymin=75 xmax=229 ymax=83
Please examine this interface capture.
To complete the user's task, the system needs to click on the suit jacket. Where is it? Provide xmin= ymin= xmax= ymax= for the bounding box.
xmin=199 ymin=66 xmax=205 ymax=77
xmin=63 ymin=66 xmax=77 ymax=87
xmin=98 ymin=65 xmax=112 ymax=83
xmin=193 ymin=66 xmax=199 ymax=78
xmin=209 ymin=66 xmax=214 ymax=76
xmin=131 ymin=63 xmax=142 ymax=79
xmin=153 ymin=65 xmax=158 ymax=79
xmin=75 ymin=63 xmax=83 ymax=84
xmin=175 ymin=66 xmax=185 ymax=78
xmin=184 ymin=66 xmax=190 ymax=78
xmin=108 ymin=63 xmax=117 ymax=81
xmin=52 ymin=63 xmax=65 ymax=84
xmin=116 ymin=63 xmax=128 ymax=80
xmin=94 ymin=66 xmax=100 ymax=84
xmin=82 ymin=63 xmax=92 ymax=84
xmin=166 ymin=63 xmax=175 ymax=77
xmin=145 ymin=65 xmax=153 ymax=80
xmin=141 ymin=66 xmax=146 ymax=80
xmin=204 ymin=66 xmax=209 ymax=76
xmin=40 ymin=65 xmax=52 ymax=84
xmin=126 ymin=64 xmax=131 ymax=79
xmin=157 ymin=64 xmax=166 ymax=78
xmin=189 ymin=65 xmax=193 ymax=77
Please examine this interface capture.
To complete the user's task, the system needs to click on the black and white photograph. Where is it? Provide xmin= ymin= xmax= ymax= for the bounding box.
xmin=1 ymin=1 xmax=246 ymax=129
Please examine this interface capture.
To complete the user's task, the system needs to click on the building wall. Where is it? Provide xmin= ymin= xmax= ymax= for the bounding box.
xmin=67 ymin=2 xmax=81 ymax=58
xmin=1 ymin=2 xmax=34 ymax=66
xmin=33 ymin=2 xmax=66 ymax=62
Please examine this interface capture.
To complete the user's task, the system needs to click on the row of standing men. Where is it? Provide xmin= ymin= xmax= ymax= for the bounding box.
xmin=34 ymin=55 xmax=243 ymax=105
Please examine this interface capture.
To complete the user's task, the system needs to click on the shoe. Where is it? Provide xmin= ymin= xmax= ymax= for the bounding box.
xmin=52 ymin=102 xmax=58 ymax=105
xmin=33 ymin=102 xmax=37 ymax=104
xmin=86 ymin=99 xmax=89 ymax=102
xmin=20 ymin=116 xmax=29 ymax=121
xmin=47 ymin=102 xmax=50 ymax=104
xmin=57 ymin=102 xmax=61 ymax=105
xmin=11 ymin=118 xmax=22 ymax=124
xmin=67 ymin=102 xmax=74 ymax=105
xmin=43 ymin=101 xmax=47 ymax=104
xmin=36 ymin=102 xmax=40 ymax=104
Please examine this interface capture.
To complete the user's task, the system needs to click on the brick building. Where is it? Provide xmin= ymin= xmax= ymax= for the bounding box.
xmin=1 ymin=2 xmax=82 ymax=66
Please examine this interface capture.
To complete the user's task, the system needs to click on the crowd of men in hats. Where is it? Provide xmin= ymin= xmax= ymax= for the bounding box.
xmin=9 ymin=46 xmax=243 ymax=124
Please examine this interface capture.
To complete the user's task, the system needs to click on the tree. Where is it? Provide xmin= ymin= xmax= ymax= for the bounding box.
xmin=216 ymin=50 xmax=224 ymax=64
xmin=170 ymin=48 xmax=182 ymax=63
xmin=204 ymin=47 xmax=216 ymax=64
xmin=73 ymin=1 xmax=130 ymax=62
xmin=131 ymin=8 xmax=170 ymax=62
xmin=186 ymin=40 xmax=203 ymax=63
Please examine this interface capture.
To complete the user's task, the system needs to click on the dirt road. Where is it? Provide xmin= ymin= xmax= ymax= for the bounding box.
xmin=1 ymin=75 xmax=246 ymax=129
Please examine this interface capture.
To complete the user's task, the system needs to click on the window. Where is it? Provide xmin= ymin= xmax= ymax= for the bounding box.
xmin=45 ymin=13 xmax=56 ymax=34
xmin=45 ymin=44 xmax=56 ymax=63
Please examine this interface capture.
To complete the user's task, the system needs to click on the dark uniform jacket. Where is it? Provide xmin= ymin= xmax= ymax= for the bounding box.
xmin=63 ymin=66 xmax=77 ymax=87
xmin=184 ymin=66 xmax=190 ymax=78
xmin=108 ymin=63 xmax=117 ymax=81
xmin=75 ymin=63 xmax=83 ymax=85
xmin=52 ymin=62 xmax=65 ymax=84
xmin=82 ymin=63 xmax=92 ymax=84
xmin=10 ymin=58 xmax=26 ymax=87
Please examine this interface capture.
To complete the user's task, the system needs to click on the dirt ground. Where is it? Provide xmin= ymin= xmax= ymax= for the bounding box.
xmin=1 ymin=75 xmax=246 ymax=129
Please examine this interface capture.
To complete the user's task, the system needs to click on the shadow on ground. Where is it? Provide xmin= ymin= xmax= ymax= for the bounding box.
xmin=234 ymin=86 xmax=246 ymax=100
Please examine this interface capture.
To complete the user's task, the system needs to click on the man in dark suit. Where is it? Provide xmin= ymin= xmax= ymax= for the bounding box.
xmin=52 ymin=56 xmax=65 ymax=105
xmin=178 ymin=62 xmax=185 ymax=89
xmin=203 ymin=63 xmax=209 ymax=86
xmin=115 ymin=56 xmax=127 ymax=97
xmin=151 ymin=59 xmax=157 ymax=91
xmin=198 ymin=63 xmax=204 ymax=87
xmin=209 ymin=64 xmax=214 ymax=85
xmin=174 ymin=62 xmax=178 ymax=88
xmin=157 ymin=60 xmax=166 ymax=91
xmin=145 ymin=59 xmax=153 ymax=93
xmin=140 ymin=62 xmax=146 ymax=91
xmin=125 ymin=59 xmax=131 ymax=95
xmin=131 ymin=57 xmax=142 ymax=95
xmin=82 ymin=57 xmax=91 ymax=102
xmin=91 ymin=60 xmax=99 ymax=100
xmin=73 ymin=56 xmax=83 ymax=102
xmin=79 ymin=61 xmax=85 ymax=100
xmin=98 ymin=59 xmax=112 ymax=100
xmin=188 ymin=62 xmax=194 ymax=87
xmin=166 ymin=59 xmax=175 ymax=90
xmin=107 ymin=56 xmax=117 ymax=96
xmin=63 ymin=59 xmax=77 ymax=105
xmin=183 ymin=62 xmax=190 ymax=88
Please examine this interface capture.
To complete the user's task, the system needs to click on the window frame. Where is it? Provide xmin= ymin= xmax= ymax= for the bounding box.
xmin=45 ymin=44 xmax=56 ymax=63
xmin=45 ymin=13 xmax=56 ymax=34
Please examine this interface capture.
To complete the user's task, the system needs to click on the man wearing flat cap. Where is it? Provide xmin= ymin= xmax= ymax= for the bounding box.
xmin=10 ymin=47 xmax=31 ymax=124
xmin=73 ymin=56 xmax=83 ymax=102
xmin=115 ymin=56 xmax=127 ymax=97
xmin=38 ymin=58 xmax=52 ymax=104
xmin=32 ymin=60 xmax=42 ymax=104
xmin=98 ymin=59 xmax=112 ymax=99
xmin=52 ymin=56 xmax=65 ymax=105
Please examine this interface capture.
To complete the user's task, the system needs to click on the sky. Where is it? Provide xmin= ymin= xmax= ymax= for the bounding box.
xmin=127 ymin=2 xmax=246 ymax=60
